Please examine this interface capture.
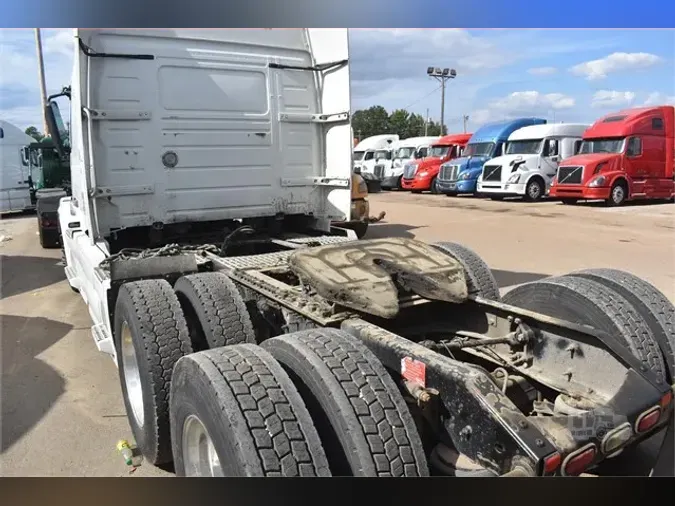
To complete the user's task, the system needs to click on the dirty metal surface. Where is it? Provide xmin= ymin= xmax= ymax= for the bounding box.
xmin=208 ymin=235 xmax=353 ymax=271
xmin=341 ymin=318 xmax=555 ymax=475
xmin=288 ymin=237 xmax=468 ymax=318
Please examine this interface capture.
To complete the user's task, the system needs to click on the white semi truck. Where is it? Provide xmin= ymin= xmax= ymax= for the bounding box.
xmin=0 ymin=120 xmax=37 ymax=213
xmin=47 ymin=29 xmax=673 ymax=478
xmin=477 ymin=123 xmax=588 ymax=201
xmin=352 ymin=134 xmax=399 ymax=176
xmin=378 ymin=136 xmax=439 ymax=190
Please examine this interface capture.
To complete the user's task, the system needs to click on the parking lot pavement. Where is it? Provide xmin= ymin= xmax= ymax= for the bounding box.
xmin=366 ymin=192 xmax=675 ymax=300
xmin=1 ymin=214 xmax=169 ymax=477
xmin=0 ymin=194 xmax=673 ymax=476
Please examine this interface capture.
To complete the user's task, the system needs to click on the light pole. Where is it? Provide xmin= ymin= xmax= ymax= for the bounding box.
xmin=426 ymin=67 xmax=456 ymax=135
xmin=35 ymin=29 xmax=49 ymax=136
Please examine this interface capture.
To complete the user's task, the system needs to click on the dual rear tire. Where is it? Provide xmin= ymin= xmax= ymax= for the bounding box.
xmin=502 ymin=269 xmax=674 ymax=476
xmin=114 ymin=273 xmax=428 ymax=476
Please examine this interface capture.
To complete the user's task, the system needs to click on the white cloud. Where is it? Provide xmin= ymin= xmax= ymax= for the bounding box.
xmin=591 ymin=90 xmax=636 ymax=108
xmin=0 ymin=29 xmax=74 ymax=130
xmin=469 ymin=91 xmax=575 ymax=126
xmin=644 ymin=92 xmax=675 ymax=106
xmin=528 ymin=66 xmax=558 ymax=76
xmin=43 ymin=29 xmax=75 ymax=57
xmin=570 ymin=52 xmax=662 ymax=80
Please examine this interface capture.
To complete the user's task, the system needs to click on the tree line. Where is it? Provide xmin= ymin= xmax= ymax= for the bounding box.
xmin=352 ymin=106 xmax=448 ymax=142
xmin=25 ymin=125 xmax=70 ymax=144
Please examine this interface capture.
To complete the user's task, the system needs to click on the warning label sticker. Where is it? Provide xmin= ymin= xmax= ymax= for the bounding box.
xmin=401 ymin=357 xmax=426 ymax=388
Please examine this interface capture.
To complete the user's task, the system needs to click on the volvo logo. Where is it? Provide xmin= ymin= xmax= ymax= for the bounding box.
xmin=484 ymin=166 xmax=500 ymax=180
xmin=559 ymin=167 xmax=582 ymax=184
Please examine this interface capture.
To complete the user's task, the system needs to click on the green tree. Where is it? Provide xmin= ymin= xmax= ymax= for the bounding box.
xmin=352 ymin=105 xmax=391 ymax=141
xmin=425 ymin=120 xmax=447 ymax=136
xmin=25 ymin=126 xmax=44 ymax=142
xmin=406 ymin=113 xmax=426 ymax=137
xmin=388 ymin=109 xmax=410 ymax=138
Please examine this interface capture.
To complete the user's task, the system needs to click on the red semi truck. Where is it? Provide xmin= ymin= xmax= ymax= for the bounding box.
xmin=550 ymin=105 xmax=675 ymax=206
xmin=401 ymin=133 xmax=472 ymax=193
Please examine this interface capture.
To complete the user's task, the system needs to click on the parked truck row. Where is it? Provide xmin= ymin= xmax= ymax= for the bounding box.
xmin=359 ymin=105 xmax=675 ymax=206
xmin=31 ymin=29 xmax=675 ymax=478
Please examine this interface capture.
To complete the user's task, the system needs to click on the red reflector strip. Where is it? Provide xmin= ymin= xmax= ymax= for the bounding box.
xmin=661 ymin=391 xmax=673 ymax=409
xmin=543 ymin=452 xmax=561 ymax=474
xmin=636 ymin=406 xmax=661 ymax=433
xmin=562 ymin=444 xmax=596 ymax=477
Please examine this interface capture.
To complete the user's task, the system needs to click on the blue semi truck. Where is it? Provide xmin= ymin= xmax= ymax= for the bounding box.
xmin=436 ymin=117 xmax=547 ymax=196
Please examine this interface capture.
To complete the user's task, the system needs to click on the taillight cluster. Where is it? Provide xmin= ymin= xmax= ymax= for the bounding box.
xmin=636 ymin=391 xmax=673 ymax=434
xmin=562 ymin=444 xmax=596 ymax=476
xmin=553 ymin=391 xmax=673 ymax=476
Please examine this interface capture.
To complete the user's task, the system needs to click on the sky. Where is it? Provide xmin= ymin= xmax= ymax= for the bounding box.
xmin=0 ymin=29 xmax=674 ymax=133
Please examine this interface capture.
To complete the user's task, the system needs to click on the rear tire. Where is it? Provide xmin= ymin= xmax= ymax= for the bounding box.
xmin=432 ymin=242 xmax=501 ymax=300
xmin=563 ymin=269 xmax=675 ymax=380
xmin=174 ymin=273 xmax=255 ymax=351
xmin=38 ymin=220 xmax=59 ymax=249
xmin=502 ymin=276 xmax=667 ymax=385
xmin=170 ymin=345 xmax=330 ymax=476
xmin=114 ymin=279 xmax=194 ymax=465
xmin=261 ymin=328 xmax=429 ymax=477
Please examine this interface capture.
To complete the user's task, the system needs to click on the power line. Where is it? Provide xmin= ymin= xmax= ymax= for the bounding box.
xmin=401 ymin=84 xmax=443 ymax=112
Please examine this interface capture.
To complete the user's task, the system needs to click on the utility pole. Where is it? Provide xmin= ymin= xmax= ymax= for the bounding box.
xmin=426 ymin=67 xmax=457 ymax=136
xmin=462 ymin=115 xmax=469 ymax=133
xmin=424 ymin=109 xmax=429 ymax=136
xmin=35 ymin=28 xmax=49 ymax=136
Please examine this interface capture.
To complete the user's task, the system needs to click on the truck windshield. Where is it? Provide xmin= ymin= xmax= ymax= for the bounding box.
xmin=428 ymin=145 xmax=450 ymax=157
xmin=578 ymin=138 xmax=624 ymax=154
xmin=353 ymin=151 xmax=365 ymax=161
xmin=375 ymin=150 xmax=389 ymax=160
xmin=506 ymin=139 xmax=542 ymax=155
xmin=395 ymin=147 xmax=416 ymax=159
xmin=464 ymin=142 xmax=494 ymax=157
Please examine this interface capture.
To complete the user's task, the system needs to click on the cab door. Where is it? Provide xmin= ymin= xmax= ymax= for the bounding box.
xmin=624 ymin=136 xmax=646 ymax=195
xmin=540 ymin=138 xmax=560 ymax=184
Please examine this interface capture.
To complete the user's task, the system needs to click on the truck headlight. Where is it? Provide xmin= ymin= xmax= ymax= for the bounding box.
xmin=507 ymin=173 xmax=521 ymax=184
xmin=459 ymin=172 xmax=472 ymax=180
xmin=418 ymin=171 xmax=428 ymax=177
xmin=588 ymin=175 xmax=606 ymax=187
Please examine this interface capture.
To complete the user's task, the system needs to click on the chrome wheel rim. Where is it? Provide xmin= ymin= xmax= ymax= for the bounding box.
xmin=182 ymin=414 xmax=223 ymax=477
xmin=528 ymin=181 xmax=541 ymax=200
xmin=612 ymin=185 xmax=625 ymax=204
xmin=121 ymin=321 xmax=145 ymax=428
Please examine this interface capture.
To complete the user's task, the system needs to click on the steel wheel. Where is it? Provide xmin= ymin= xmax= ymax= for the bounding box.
xmin=121 ymin=321 xmax=145 ymax=428
xmin=610 ymin=183 xmax=626 ymax=206
xmin=525 ymin=179 xmax=543 ymax=201
xmin=182 ymin=414 xmax=224 ymax=477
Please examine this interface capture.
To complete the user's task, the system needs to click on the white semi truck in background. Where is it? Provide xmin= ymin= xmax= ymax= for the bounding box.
xmin=45 ymin=29 xmax=673 ymax=478
xmin=378 ymin=136 xmax=439 ymax=190
xmin=477 ymin=123 xmax=589 ymax=201
xmin=0 ymin=120 xmax=37 ymax=213
xmin=352 ymin=134 xmax=399 ymax=175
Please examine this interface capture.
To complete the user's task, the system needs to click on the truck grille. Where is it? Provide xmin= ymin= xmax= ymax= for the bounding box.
xmin=440 ymin=164 xmax=459 ymax=181
xmin=557 ymin=166 xmax=583 ymax=185
xmin=374 ymin=165 xmax=385 ymax=179
xmin=403 ymin=164 xmax=417 ymax=179
xmin=482 ymin=165 xmax=502 ymax=182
